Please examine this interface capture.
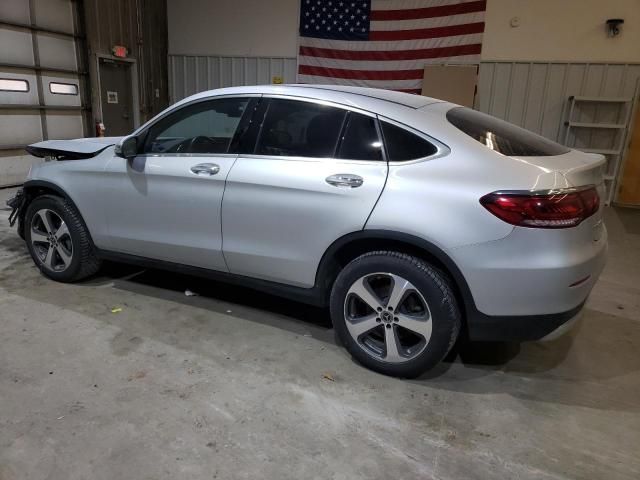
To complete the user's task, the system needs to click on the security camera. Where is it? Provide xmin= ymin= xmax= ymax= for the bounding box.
xmin=606 ymin=19 xmax=624 ymax=37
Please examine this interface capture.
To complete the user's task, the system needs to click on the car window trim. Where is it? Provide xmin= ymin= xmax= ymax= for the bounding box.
xmin=261 ymin=94 xmax=377 ymax=118
xmin=226 ymin=97 xmax=261 ymax=154
xmin=140 ymin=152 xmax=240 ymax=159
xmin=236 ymin=153 xmax=385 ymax=165
xmin=333 ymin=110 xmax=351 ymax=158
xmin=374 ymin=116 xmax=389 ymax=163
xmin=377 ymin=115 xmax=450 ymax=165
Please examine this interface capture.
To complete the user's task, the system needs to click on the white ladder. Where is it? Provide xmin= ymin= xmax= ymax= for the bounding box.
xmin=563 ymin=95 xmax=634 ymax=205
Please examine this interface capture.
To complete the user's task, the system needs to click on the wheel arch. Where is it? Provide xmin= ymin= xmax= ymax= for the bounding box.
xmin=18 ymin=180 xmax=84 ymax=238
xmin=315 ymin=230 xmax=478 ymax=325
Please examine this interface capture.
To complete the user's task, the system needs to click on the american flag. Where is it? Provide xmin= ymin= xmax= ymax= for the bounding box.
xmin=297 ymin=0 xmax=486 ymax=93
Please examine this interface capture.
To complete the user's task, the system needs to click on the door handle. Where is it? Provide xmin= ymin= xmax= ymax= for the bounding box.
xmin=326 ymin=173 xmax=364 ymax=188
xmin=190 ymin=163 xmax=220 ymax=176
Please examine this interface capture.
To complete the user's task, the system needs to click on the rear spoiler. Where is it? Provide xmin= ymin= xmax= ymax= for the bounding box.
xmin=25 ymin=138 xmax=121 ymax=160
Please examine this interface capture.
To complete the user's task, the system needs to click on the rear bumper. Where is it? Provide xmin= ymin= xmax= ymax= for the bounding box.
xmin=466 ymin=301 xmax=585 ymax=341
xmin=450 ymin=220 xmax=607 ymax=317
xmin=448 ymin=217 xmax=606 ymax=342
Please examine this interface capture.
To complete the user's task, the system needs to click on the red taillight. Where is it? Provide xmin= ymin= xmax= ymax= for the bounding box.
xmin=480 ymin=187 xmax=600 ymax=229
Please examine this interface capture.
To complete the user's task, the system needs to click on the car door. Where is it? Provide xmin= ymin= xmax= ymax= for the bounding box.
xmin=102 ymin=95 xmax=258 ymax=270
xmin=221 ymin=96 xmax=389 ymax=287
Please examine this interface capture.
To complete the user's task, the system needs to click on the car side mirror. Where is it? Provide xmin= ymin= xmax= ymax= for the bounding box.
xmin=115 ymin=136 xmax=138 ymax=160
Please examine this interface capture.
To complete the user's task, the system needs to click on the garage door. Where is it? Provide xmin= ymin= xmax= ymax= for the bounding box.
xmin=0 ymin=0 xmax=87 ymax=187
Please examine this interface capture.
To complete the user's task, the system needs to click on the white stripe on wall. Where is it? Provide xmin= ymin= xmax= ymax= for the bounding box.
xmin=370 ymin=12 xmax=484 ymax=31
xmin=371 ymin=0 xmax=476 ymax=10
xmin=298 ymin=54 xmax=480 ymax=71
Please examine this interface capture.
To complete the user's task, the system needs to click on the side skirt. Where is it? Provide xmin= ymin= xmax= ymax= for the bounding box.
xmin=95 ymin=249 xmax=327 ymax=307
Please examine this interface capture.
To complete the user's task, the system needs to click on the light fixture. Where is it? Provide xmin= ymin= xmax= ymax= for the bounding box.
xmin=606 ymin=19 xmax=624 ymax=37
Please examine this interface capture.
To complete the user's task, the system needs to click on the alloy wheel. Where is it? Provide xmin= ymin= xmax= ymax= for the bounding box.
xmin=343 ymin=272 xmax=432 ymax=363
xmin=30 ymin=208 xmax=74 ymax=272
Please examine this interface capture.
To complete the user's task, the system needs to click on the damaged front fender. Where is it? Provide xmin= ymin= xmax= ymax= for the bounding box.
xmin=6 ymin=188 xmax=26 ymax=238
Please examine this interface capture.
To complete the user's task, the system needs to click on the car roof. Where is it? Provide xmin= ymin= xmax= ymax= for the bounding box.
xmin=179 ymin=84 xmax=444 ymax=110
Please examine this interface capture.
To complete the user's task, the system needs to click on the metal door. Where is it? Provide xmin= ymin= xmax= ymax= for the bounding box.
xmin=102 ymin=96 xmax=256 ymax=270
xmin=221 ymin=97 xmax=388 ymax=287
xmin=99 ymin=58 xmax=134 ymax=135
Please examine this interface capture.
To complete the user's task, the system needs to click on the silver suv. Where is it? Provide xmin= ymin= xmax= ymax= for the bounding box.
xmin=8 ymin=85 xmax=607 ymax=377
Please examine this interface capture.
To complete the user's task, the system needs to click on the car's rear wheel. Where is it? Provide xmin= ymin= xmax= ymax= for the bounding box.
xmin=24 ymin=195 xmax=101 ymax=282
xmin=330 ymin=251 xmax=461 ymax=378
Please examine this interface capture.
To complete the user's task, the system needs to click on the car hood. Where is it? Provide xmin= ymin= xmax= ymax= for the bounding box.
xmin=26 ymin=137 xmax=124 ymax=160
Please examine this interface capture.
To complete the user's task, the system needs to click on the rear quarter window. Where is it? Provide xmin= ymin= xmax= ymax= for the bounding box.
xmin=446 ymin=107 xmax=570 ymax=157
xmin=381 ymin=121 xmax=438 ymax=161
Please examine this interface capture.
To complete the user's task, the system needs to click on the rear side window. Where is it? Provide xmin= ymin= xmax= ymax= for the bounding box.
xmin=256 ymin=99 xmax=346 ymax=157
xmin=446 ymin=107 xmax=570 ymax=156
xmin=381 ymin=121 xmax=438 ymax=161
xmin=337 ymin=112 xmax=383 ymax=161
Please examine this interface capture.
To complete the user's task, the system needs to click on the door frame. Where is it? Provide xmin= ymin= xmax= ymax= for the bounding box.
xmin=92 ymin=53 xmax=140 ymax=132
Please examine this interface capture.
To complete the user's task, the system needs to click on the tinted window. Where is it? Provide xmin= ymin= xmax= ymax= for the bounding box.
xmin=144 ymin=97 xmax=249 ymax=154
xmin=256 ymin=99 xmax=346 ymax=157
xmin=446 ymin=107 xmax=570 ymax=157
xmin=337 ymin=113 xmax=383 ymax=161
xmin=381 ymin=121 xmax=438 ymax=161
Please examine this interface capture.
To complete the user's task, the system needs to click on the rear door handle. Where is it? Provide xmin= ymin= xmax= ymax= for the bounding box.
xmin=326 ymin=173 xmax=364 ymax=188
xmin=190 ymin=163 xmax=220 ymax=176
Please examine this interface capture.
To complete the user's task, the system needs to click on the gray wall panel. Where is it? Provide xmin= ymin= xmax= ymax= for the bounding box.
xmin=0 ymin=112 xmax=43 ymax=145
xmin=36 ymin=32 xmax=76 ymax=70
xmin=477 ymin=62 xmax=640 ymax=143
xmin=0 ymin=28 xmax=35 ymax=65
xmin=168 ymin=55 xmax=297 ymax=102
xmin=45 ymin=111 xmax=83 ymax=139
xmin=32 ymin=0 xmax=74 ymax=34
xmin=0 ymin=0 xmax=30 ymax=24
xmin=0 ymin=70 xmax=38 ymax=104
xmin=41 ymin=73 xmax=81 ymax=106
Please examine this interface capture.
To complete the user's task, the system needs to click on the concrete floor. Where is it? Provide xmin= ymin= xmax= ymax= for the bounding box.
xmin=0 ymin=187 xmax=639 ymax=480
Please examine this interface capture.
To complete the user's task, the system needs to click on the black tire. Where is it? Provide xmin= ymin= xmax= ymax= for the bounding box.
xmin=330 ymin=251 xmax=461 ymax=378
xmin=24 ymin=194 xmax=101 ymax=282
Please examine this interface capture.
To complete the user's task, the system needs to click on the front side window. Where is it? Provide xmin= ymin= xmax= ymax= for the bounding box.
xmin=446 ymin=107 xmax=570 ymax=157
xmin=337 ymin=112 xmax=383 ymax=161
xmin=381 ymin=121 xmax=438 ymax=162
xmin=256 ymin=99 xmax=346 ymax=157
xmin=144 ymin=97 xmax=250 ymax=154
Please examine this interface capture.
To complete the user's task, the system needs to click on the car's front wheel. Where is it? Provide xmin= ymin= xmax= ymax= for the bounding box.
xmin=24 ymin=195 xmax=101 ymax=282
xmin=330 ymin=251 xmax=461 ymax=378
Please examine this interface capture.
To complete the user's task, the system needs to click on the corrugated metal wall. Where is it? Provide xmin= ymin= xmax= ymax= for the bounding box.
xmin=84 ymin=0 xmax=168 ymax=124
xmin=168 ymin=55 xmax=297 ymax=102
xmin=475 ymin=62 xmax=640 ymax=142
